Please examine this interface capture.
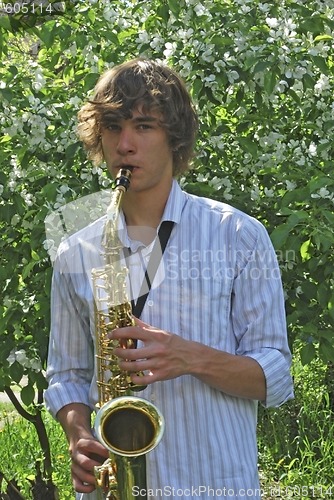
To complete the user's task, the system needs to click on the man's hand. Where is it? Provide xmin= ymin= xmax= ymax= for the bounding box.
xmin=69 ymin=434 xmax=109 ymax=493
xmin=57 ymin=403 xmax=109 ymax=493
xmin=111 ymin=318 xmax=190 ymax=386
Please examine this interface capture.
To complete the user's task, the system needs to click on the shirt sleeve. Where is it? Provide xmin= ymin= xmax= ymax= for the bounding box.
xmin=44 ymin=250 xmax=95 ymax=419
xmin=231 ymin=218 xmax=294 ymax=408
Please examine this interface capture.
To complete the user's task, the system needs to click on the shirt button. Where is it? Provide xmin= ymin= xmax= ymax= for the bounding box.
xmin=147 ymin=300 xmax=154 ymax=307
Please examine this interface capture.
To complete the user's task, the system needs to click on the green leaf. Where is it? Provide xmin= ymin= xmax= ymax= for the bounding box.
xmin=263 ymin=69 xmax=277 ymax=94
xmin=41 ymin=183 xmax=58 ymax=202
xmin=328 ymin=301 xmax=334 ymax=321
xmin=323 ymin=120 xmax=334 ymax=133
xmin=0 ymin=15 xmax=12 ymax=31
xmin=308 ymin=176 xmax=330 ymax=192
xmin=210 ymin=36 xmax=233 ymax=48
xmin=65 ymin=141 xmax=80 ymax=159
xmin=168 ymin=0 xmax=180 ymax=16
xmin=237 ymin=136 xmax=258 ymax=157
xmin=300 ymin=343 xmax=316 ymax=365
xmin=83 ymin=73 xmax=100 ymax=91
xmin=39 ymin=22 xmax=57 ymax=49
xmin=253 ymin=61 xmax=272 ymax=74
xmin=9 ymin=362 xmax=24 ymax=384
xmin=31 ymin=250 xmax=40 ymax=261
xmin=21 ymin=384 xmax=35 ymax=406
xmin=318 ymin=330 xmax=334 ymax=342
xmin=0 ymin=134 xmax=12 ymax=143
xmin=22 ymin=260 xmax=36 ymax=280
xmin=314 ymin=34 xmax=333 ymax=42
xmin=288 ymin=89 xmax=301 ymax=105
xmin=300 ymin=239 xmax=312 ymax=261
xmin=192 ymin=78 xmax=203 ymax=98
xmin=157 ymin=3 xmax=170 ymax=22
xmin=319 ymin=340 xmax=334 ymax=364
xmin=87 ymin=8 xmax=96 ymax=23
xmin=301 ymin=281 xmax=318 ymax=301
xmin=30 ymin=370 xmax=48 ymax=391
xmin=270 ymin=224 xmax=291 ymax=249
xmin=311 ymin=55 xmax=328 ymax=74
xmin=299 ymin=16 xmax=325 ymax=34
xmin=317 ymin=283 xmax=332 ymax=309
xmin=302 ymin=73 xmax=315 ymax=90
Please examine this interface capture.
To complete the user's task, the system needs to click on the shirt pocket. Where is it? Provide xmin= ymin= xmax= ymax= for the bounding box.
xmin=178 ymin=267 xmax=233 ymax=348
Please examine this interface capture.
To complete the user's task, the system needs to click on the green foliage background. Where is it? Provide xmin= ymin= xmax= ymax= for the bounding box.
xmin=0 ymin=0 xmax=333 ymax=453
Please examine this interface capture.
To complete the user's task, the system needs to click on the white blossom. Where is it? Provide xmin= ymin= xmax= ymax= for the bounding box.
xmin=214 ymin=60 xmax=226 ymax=73
xmin=137 ymin=31 xmax=150 ymax=45
xmin=285 ymin=180 xmax=297 ymax=191
xmin=178 ymin=57 xmax=192 ymax=78
xmin=67 ymin=42 xmax=77 ymax=57
xmin=7 ymin=348 xmax=42 ymax=372
xmin=194 ymin=3 xmax=206 ymax=16
xmin=264 ymin=187 xmax=275 ymax=197
xmin=308 ymin=143 xmax=317 ymax=156
xmin=59 ymin=184 xmax=70 ymax=194
xmin=69 ymin=96 xmax=82 ymax=107
xmin=163 ymin=42 xmax=177 ymax=58
xmin=209 ymin=136 xmax=225 ymax=150
xmin=3 ymin=296 xmax=12 ymax=308
xmin=11 ymin=214 xmax=21 ymax=226
xmin=103 ymin=6 xmax=117 ymax=23
xmin=150 ymin=37 xmax=164 ymax=51
xmin=311 ymin=187 xmax=334 ymax=201
xmin=314 ymin=74 xmax=330 ymax=95
xmin=251 ymin=184 xmax=261 ymax=201
xmin=227 ymin=70 xmax=239 ymax=83
xmin=32 ymin=67 xmax=46 ymax=92
xmin=8 ymin=180 xmax=17 ymax=191
xmin=196 ymin=173 xmax=210 ymax=183
xmin=266 ymin=17 xmax=279 ymax=28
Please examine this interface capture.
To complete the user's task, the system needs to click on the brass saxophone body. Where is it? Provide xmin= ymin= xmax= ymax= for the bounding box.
xmin=91 ymin=168 xmax=164 ymax=499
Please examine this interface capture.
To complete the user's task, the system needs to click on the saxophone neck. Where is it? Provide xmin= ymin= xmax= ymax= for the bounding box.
xmin=102 ymin=167 xmax=133 ymax=252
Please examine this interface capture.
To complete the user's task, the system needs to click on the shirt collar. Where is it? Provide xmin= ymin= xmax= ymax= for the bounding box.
xmin=159 ymin=179 xmax=186 ymax=226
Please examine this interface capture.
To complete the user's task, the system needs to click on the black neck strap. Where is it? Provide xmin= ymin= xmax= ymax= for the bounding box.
xmin=124 ymin=220 xmax=174 ymax=318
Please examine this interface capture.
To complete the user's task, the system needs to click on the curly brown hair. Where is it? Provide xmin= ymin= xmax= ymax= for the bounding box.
xmin=77 ymin=58 xmax=198 ymax=176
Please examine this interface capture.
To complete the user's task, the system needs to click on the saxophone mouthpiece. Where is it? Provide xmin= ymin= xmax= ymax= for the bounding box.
xmin=114 ymin=166 xmax=133 ymax=191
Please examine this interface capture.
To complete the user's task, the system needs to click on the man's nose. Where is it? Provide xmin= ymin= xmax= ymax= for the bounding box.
xmin=116 ymin=128 xmax=136 ymax=155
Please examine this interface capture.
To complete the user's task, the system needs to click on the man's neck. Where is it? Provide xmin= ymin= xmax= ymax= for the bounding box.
xmin=122 ymin=181 xmax=172 ymax=243
xmin=123 ymin=180 xmax=172 ymax=226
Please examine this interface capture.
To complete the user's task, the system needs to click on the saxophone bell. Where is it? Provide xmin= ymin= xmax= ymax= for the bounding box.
xmin=95 ymin=396 xmax=164 ymax=457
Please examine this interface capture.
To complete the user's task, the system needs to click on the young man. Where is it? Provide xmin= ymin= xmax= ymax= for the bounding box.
xmin=45 ymin=58 xmax=293 ymax=499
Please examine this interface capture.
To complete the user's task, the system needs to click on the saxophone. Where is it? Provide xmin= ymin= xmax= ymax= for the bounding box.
xmin=91 ymin=168 xmax=164 ymax=499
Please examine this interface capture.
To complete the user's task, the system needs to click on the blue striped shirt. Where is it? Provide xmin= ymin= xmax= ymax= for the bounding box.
xmin=45 ymin=180 xmax=293 ymax=499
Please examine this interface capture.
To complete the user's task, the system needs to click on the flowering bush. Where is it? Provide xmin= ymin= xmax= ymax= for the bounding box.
xmin=0 ymin=0 xmax=333 ymax=495
xmin=0 ymin=0 xmax=333 ymax=414
xmin=0 ymin=0 xmax=334 ymax=388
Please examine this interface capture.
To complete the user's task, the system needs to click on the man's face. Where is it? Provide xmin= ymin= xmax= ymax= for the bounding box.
xmin=100 ymin=107 xmax=174 ymax=195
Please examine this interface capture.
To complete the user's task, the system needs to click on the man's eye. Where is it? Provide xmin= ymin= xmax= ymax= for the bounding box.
xmin=138 ymin=123 xmax=152 ymax=130
xmin=106 ymin=123 xmax=120 ymax=130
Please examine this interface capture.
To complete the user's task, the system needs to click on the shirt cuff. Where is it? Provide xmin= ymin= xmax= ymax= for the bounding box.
xmin=44 ymin=381 xmax=92 ymax=418
xmin=246 ymin=348 xmax=294 ymax=408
